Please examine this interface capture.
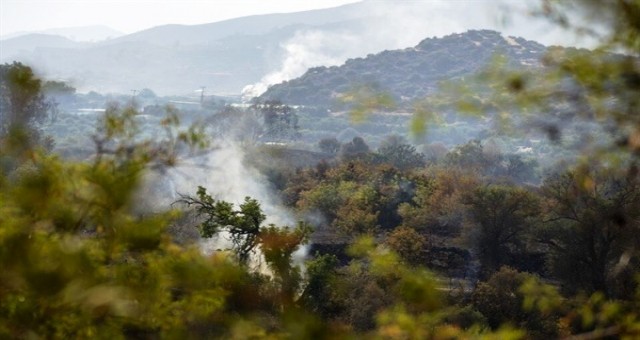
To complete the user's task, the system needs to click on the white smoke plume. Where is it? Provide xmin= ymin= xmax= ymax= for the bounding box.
xmin=241 ymin=1 xmax=488 ymax=99
xmin=136 ymin=140 xmax=305 ymax=262
xmin=242 ymin=30 xmax=360 ymax=98
xmin=241 ymin=0 xmax=578 ymax=99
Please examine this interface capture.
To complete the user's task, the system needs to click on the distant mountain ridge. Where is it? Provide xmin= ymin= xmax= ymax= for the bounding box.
xmin=259 ymin=30 xmax=547 ymax=107
xmin=106 ymin=2 xmax=367 ymax=46
xmin=0 ymin=2 xmax=559 ymax=96
xmin=1 ymin=25 xmax=123 ymax=42
xmin=0 ymin=2 xmax=375 ymax=95
xmin=0 ymin=34 xmax=86 ymax=58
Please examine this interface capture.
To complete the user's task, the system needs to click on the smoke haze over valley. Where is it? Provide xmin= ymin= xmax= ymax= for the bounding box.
xmin=2 ymin=1 xmax=581 ymax=96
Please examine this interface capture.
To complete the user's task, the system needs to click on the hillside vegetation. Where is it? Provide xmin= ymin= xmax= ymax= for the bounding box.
xmin=261 ymin=30 xmax=546 ymax=107
xmin=2 ymin=1 xmax=640 ymax=338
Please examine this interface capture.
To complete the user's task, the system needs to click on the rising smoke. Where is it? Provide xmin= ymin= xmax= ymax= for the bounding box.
xmin=240 ymin=0 xmax=578 ymax=99
xmin=135 ymin=138 xmax=307 ymax=264
xmin=133 ymin=0 xmax=567 ymax=263
xmin=241 ymin=1 xmax=499 ymax=98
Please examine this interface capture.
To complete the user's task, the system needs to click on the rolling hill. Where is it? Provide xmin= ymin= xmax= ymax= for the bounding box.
xmin=0 ymin=2 xmax=563 ymax=96
xmin=105 ymin=2 xmax=367 ymax=46
xmin=1 ymin=25 xmax=123 ymax=42
xmin=259 ymin=30 xmax=546 ymax=107
xmin=0 ymin=34 xmax=87 ymax=57
xmin=0 ymin=2 xmax=373 ymax=95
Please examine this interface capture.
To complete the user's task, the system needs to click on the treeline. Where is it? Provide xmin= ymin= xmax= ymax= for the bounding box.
xmin=2 ymin=95 xmax=639 ymax=337
xmin=254 ymin=134 xmax=640 ymax=336
xmin=3 ymin=0 xmax=640 ymax=336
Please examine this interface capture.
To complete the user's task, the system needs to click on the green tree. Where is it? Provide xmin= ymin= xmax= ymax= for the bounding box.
xmin=299 ymin=253 xmax=340 ymax=318
xmin=472 ymin=267 xmax=560 ymax=337
xmin=0 ymin=62 xmax=51 ymax=135
xmin=376 ymin=135 xmax=426 ymax=171
xmin=42 ymin=80 xmax=75 ymax=96
xmin=318 ymin=137 xmax=341 ymax=155
xmin=0 ymin=101 xmax=256 ymax=338
xmin=465 ymin=185 xmax=540 ymax=277
xmin=177 ymin=186 xmax=313 ymax=309
xmin=398 ymin=167 xmax=478 ymax=238
xmin=339 ymin=136 xmax=370 ymax=161
xmin=0 ymin=62 xmax=54 ymax=159
xmin=539 ymin=167 xmax=640 ymax=298
xmin=177 ymin=187 xmax=265 ymax=265
xmin=444 ymin=139 xmax=489 ymax=172
xmin=337 ymin=182 xmax=380 ymax=234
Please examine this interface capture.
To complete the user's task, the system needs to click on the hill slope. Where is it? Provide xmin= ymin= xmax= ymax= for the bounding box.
xmin=106 ymin=2 xmax=367 ymax=46
xmin=0 ymin=3 xmax=556 ymax=96
xmin=1 ymin=25 xmax=123 ymax=42
xmin=259 ymin=30 xmax=546 ymax=107
xmin=0 ymin=34 xmax=86 ymax=59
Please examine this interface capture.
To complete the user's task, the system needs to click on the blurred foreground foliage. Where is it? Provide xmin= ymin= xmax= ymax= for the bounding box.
xmin=0 ymin=83 xmax=531 ymax=338
xmin=3 ymin=1 xmax=640 ymax=338
xmin=339 ymin=83 xmax=396 ymax=123
xmin=409 ymin=1 xmax=640 ymax=163
xmin=0 ymin=66 xmax=587 ymax=340
xmin=0 ymin=132 xmax=525 ymax=337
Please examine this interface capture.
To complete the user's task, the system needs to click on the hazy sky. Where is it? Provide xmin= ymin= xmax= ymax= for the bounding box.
xmin=0 ymin=0 xmax=361 ymax=35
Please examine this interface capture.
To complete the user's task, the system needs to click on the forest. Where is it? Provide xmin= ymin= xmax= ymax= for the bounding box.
xmin=1 ymin=1 xmax=640 ymax=339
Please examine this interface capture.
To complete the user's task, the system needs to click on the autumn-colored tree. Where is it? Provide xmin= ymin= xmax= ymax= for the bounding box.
xmin=398 ymin=167 xmax=478 ymax=238
xmin=385 ymin=226 xmax=427 ymax=265
xmin=296 ymin=161 xmax=419 ymax=236
xmin=259 ymin=224 xmax=312 ymax=307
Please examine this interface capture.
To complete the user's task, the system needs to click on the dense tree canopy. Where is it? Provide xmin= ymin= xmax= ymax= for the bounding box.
xmin=2 ymin=1 xmax=640 ymax=338
xmin=0 ymin=62 xmax=51 ymax=134
xmin=540 ymin=167 xmax=640 ymax=298
xmin=0 ymin=62 xmax=54 ymax=158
